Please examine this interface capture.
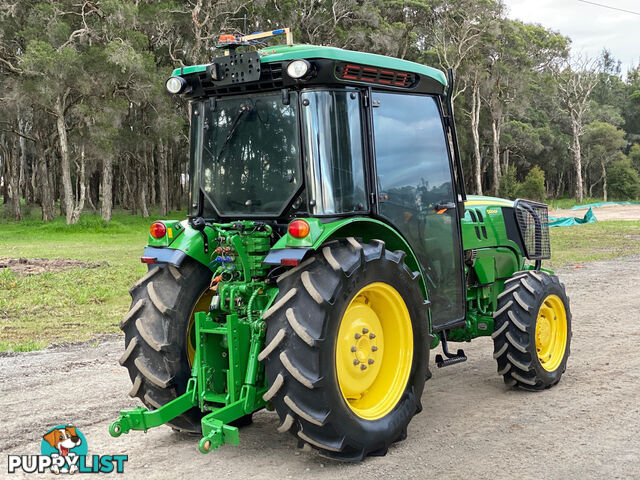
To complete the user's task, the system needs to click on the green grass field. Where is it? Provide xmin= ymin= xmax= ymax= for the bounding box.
xmin=1 ymin=208 xmax=639 ymax=352
xmin=0 ymin=209 xmax=186 ymax=352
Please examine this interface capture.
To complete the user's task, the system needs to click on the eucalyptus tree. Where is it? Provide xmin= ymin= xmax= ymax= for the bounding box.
xmin=582 ymin=121 xmax=626 ymax=200
xmin=483 ymin=19 xmax=568 ymax=195
xmin=553 ymin=56 xmax=599 ymax=202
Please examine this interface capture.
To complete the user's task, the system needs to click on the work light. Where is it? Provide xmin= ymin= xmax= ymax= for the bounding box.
xmin=286 ymin=59 xmax=310 ymax=79
xmin=166 ymin=76 xmax=187 ymax=94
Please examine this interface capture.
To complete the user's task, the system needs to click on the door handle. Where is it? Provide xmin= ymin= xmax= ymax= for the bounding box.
xmin=435 ymin=202 xmax=456 ymax=214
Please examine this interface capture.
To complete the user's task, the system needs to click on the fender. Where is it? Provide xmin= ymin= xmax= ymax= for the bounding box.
xmin=141 ymin=220 xmax=217 ymax=270
xmin=141 ymin=218 xmax=428 ymax=301
xmin=266 ymin=217 xmax=428 ymax=298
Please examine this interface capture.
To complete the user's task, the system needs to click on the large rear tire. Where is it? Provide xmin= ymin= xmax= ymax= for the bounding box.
xmin=118 ymin=259 xmax=212 ymax=432
xmin=260 ymin=238 xmax=429 ymax=461
xmin=492 ymin=270 xmax=572 ymax=390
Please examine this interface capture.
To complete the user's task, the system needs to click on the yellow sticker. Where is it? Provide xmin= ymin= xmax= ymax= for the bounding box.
xmin=486 ymin=209 xmax=498 ymax=214
xmin=167 ymin=227 xmax=173 ymax=239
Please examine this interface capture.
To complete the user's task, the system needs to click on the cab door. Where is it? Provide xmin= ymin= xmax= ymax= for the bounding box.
xmin=371 ymin=91 xmax=465 ymax=329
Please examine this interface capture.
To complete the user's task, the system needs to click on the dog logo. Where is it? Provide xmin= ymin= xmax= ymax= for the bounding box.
xmin=41 ymin=425 xmax=86 ymax=474
xmin=8 ymin=424 xmax=127 ymax=475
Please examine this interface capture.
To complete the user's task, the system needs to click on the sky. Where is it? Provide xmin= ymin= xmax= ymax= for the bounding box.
xmin=503 ymin=0 xmax=640 ymax=74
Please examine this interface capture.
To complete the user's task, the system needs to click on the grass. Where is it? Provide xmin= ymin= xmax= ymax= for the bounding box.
xmin=0 ymin=204 xmax=638 ymax=352
xmin=0 ymin=207 xmax=186 ymax=352
xmin=549 ymin=220 xmax=640 ymax=267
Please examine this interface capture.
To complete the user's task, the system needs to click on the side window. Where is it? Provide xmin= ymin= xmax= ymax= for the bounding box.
xmin=301 ymin=90 xmax=367 ymax=215
xmin=372 ymin=92 xmax=464 ymax=327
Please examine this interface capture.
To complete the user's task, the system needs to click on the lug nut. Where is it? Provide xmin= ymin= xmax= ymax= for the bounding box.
xmin=362 ymin=328 xmax=369 ymax=334
xmin=368 ymin=358 xmax=374 ymax=365
xmin=369 ymin=333 xmax=376 ymax=339
xmin=354 ymin=333 xmax=361 ymax=339
xmin=371 ymin=346 xmax=378 ymax=352
xmin=351 ymin=346 xmax=357 ymax=352
xmin=353 ymin=359 xmax=360 ymax=365
xmin=360 ymin=364 xmax=367 ymax=370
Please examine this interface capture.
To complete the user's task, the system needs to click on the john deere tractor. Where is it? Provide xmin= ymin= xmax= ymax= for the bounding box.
xmin=109 ymin=28 xmax=571 ymax=461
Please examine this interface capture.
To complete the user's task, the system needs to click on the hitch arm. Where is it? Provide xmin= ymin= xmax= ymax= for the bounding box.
xmin=109 ymin=379 xmax=197 ymax=437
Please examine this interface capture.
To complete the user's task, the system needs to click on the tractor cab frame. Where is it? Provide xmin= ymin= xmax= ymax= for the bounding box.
xmin=183 ymin=42 xmax=467 ymax=329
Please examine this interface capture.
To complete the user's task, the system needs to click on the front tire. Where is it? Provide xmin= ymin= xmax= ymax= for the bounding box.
xmin=260 ymin=238 xmax=429 ymax=461
xmin=118 ymin=259 xmax=212 ymax=432
xmin=492 ymin=270 xmax=572 ymax=390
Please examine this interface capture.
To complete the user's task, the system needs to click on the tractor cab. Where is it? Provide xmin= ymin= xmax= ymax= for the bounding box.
xmin=170 ymin=29 xmax=465 ymax=329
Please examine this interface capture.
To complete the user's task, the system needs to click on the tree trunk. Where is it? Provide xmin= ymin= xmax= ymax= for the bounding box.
xmin=571 ymin=121 xmax=584 ymax=203
xmin=602 ymin=160 xmax=607 ymax=202
xmin=470 ymin=80 xmax=482 ymax=195
xmin=2 ymin=152 xmax=8 ymax=205
xmin=4 ymin=143 xmax=21 ymax=220
xmin=70 ymin=142 xmax=86 ymax=223
xmin=54 ymin=94 xmax=74 ymax=224
xmin=139 ymin=150 xmax=149 ymax=218
xmin=39 ymin=154 xmax=56 ymax=222
xmin=30 ymin=158 xmax=37 ymax=205
xmin=90 ymin=170 xmax=100 ymax=208
xmin=158 ymin=139 xmax=169 ymax=216
xmin=150 ymin=144 xmax=156 ymax=206
xmin=555 ymin=167 xmax=564 ymax=198
xmin=101 ymin=156 xmax=113 ymax=222
xmin=491 ymin=117 xmax=502 ymax=196
xmin=86 ymin=180 xmax=96 ymax=213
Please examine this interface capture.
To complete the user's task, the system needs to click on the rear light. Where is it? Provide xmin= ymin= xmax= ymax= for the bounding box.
xmin=288 ymin=219 xmax=310 ymax=238
xmin=141 ymin=257 xmax=156 ymax=264
xmin=150 ymin=222 xmax=167 ymax=239
xmin=280 ymin=258 xmax=300 ymax=266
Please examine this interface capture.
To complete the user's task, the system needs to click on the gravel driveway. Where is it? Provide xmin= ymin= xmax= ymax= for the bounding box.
xmin=2 ymin=258 xmax=639 ymax=479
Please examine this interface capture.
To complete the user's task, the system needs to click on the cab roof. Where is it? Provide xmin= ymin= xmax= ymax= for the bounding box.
xmin=171 ymin=44 xmax=447 ymax=88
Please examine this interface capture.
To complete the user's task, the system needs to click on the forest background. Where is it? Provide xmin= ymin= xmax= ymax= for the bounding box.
xmin=1 ymin=0 xmax=640 ymax=224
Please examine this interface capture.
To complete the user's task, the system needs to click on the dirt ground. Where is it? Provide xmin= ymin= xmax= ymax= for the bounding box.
xmin=1 ymin=257 xmax=639 ymax=479
xmin=0 ymin=257 xmax=105 ymax=275
xmin=550 ymin=204 xmax=640 ymax=221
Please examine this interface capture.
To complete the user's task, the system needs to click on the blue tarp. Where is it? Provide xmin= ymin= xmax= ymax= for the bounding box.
xmin=548 ymin=207 xmax=597 ymax=227
xmin=570 ymin=201 xmax=640 ymax=210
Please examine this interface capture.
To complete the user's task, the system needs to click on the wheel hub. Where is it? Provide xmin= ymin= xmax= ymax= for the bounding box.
xmin=336 ymin=282 xmax=413 ymax=420
xmin=535 ymin=294 xmax=568 ymax=372
xmin=338 ymin=302 xmax=383 ymax=397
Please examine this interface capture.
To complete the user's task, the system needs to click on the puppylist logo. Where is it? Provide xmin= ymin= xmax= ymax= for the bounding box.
xmin=7 ymin=425 xmax=128 ymax=474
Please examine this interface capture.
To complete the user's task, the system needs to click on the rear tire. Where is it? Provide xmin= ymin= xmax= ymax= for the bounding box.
xmin=492 ymin=270 xmax=572 ymax=391
xmin=119 ymin=259 xmax=212 ymax=432
xmin=260 ymin=238 xmax=429 ymax=461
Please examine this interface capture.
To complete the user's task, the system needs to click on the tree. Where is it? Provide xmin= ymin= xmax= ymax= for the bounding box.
xmin=607 ymin=157 xmax=640 ymax=200
xmin=483 ymin=20 xmax=568 ymax=195
xmin=553 ymin=56 xmax=599 ymax=202
xmin=582 ymin=121 xmax=626 ymax=201
xmin=517 ymin=165 xmax=546 ymax=202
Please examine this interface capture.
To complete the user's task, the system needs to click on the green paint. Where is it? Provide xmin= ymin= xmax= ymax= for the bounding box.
xmin=447 ymin=310 xmax=495 ymax=342
xmin=171 ymin=44 xmax=446 ymax=87
xmin=275 ymin=217 xmax=325 ymax=248
xmin=110 ymin=221 xmax=278 ymax=452
xmin=147 ymin=220 xmax=185 ymax=247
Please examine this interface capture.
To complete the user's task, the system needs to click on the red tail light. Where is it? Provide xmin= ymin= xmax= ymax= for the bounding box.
xmin=150 ymin=222 xmax=167 ymax=239
xmin=288 ymin=219 xmax=310 ymax=238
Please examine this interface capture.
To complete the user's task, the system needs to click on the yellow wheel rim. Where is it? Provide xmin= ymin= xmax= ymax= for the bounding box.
xmin=336 ymin=282 xmax=413 ymax=420
xmin=186 ymin=288 xmax=214 ymax=367
xmin=535 ymin=294 xmax=567 ymax=372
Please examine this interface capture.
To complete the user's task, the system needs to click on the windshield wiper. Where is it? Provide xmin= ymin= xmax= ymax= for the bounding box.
xmin=215 ymin=103 xmax=252 ymax=163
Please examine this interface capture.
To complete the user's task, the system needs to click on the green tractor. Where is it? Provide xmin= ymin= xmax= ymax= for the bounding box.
xmin=109 ymin=28 xmax=571 ymax=461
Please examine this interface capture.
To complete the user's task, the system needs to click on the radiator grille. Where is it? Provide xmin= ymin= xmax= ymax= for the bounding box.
xmin=513 ymin=199 xmax=551 ymax=260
